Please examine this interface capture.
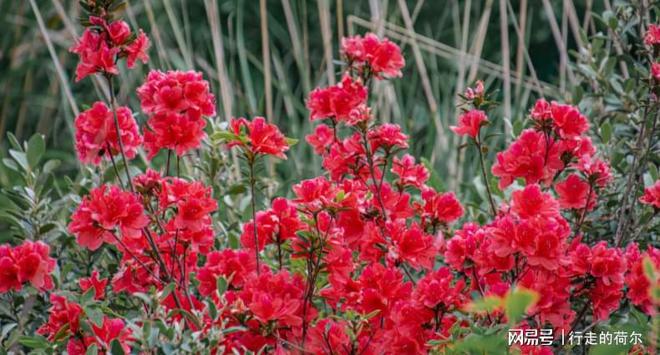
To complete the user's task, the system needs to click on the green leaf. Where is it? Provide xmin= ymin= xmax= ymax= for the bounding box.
xmin=217 ymin=276 xmax=228 ymax=295
xmin=211 ymin=130 xmax=240 ymax=143
xmin=86 ymin=343 xmax=99 ymax=355
xmin=504 ymin=287 xmax=539 ymax=325
xmin=27 ymin=134 xmax=45 ymax=168
xmin=286 ymin=137 xmax=299 ymax=146
xmin=466 ymin=295 xmax=502 ymax=313
xmin=8 ymin=150 xmax=28 ymax=172
xmin=600 ymin=121 xmax=612 ymax=144
xmin=642 ymin=256 xmax=656 ymax=283
xmin=18 ymin=335 xmax=49 ymax=349
xmin=110 ymin=339 xmax=125 ymax=355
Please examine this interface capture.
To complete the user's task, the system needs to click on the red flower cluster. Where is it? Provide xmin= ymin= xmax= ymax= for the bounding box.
xmin=138 ymin=70 xmax=216 ymax=158
xmin=38 ymin=293 xmax=132 ymax=354
xmin=68 ymin=184 xmax=148 ymax=251
xmin=640 ymin=180 xmax=660 ymax=208
xmin=33 ymin=20 xmax=657 ymax=354
xmin=70 ymin=17 xmax=149 ymax=81
xmin=450 ymin=109 xmax=488 ymax=139
xmin=625 ymin=244 xmax=660 ymax=315
xmin=227 ymin=117 xmax=290 ymax=159
xmin=74 ymin=101 xmax=142 ymax=165
xmin=0 ymin=241 xmax=55 ymax=293
xmin=307 ymin=75 xmax=368 ymax=124
xmin=342 ymin=33 xmax=405 ymax=78
xmin=645 ymin=24 xmax=660 ymax=46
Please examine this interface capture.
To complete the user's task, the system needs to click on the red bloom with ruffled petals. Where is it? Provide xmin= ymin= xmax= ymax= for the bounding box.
xmin=391 ymin=154 xmax=429 ymax=189
xmin=80 ymin=270 xmax=108 ymax=300
xmin=368 ymin=123 xmax=409 ymax=151
xmin=555 ymin=174 xmax=595 ymax=210
xmin=0 ymin=241 xmax=56 ymax=292
xmin=341 ymin=33 xmax=405 ymax=78
xmin=228 ymin=117 xmax=290 ymax=159
xmin=451 ymin=109 xmax=488 ymax=139
xmin=37 ymin=294 xmax=83 ymax=340
xmin=492 ymin=129 xmax=563 ymax=189
xmin=419 ymin=188 xmax=464 ymax=224
xmin=640 ymin=180 xmax=660 ymax=208
xmin=68 ymin=185 xmax=149 ymax=251
xmin=307 ymin=75 xmax=368 ymax=123
xmin=75 ymin=101 xmax=142 ymax=165
xmin=644 ymin=24 xmax=660 ymax=46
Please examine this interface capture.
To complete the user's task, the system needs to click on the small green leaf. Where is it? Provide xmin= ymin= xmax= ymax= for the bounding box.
xmin=600 ymin=121 xmax=612 ymax=144
xmin=211 ymin=130 xmax=240 ymax=143
xmin=465 ymin=295 xmax=502 ymax=313
xmin=86 ymin=343 xmax=99 ymax=355
xmin=110 ymin=339 xmax=125 ymax=355
xmin=8 ymin=150 xmax=28 ymax=172
xmin=18 ymin=335 xmax=49 ymax=349
xmin=504 ymin=287 xmax=539 ymax=325
xmin=642 ymin=256 xmax=656 ymax=283
xmin=285 ymin=137 xmax=299 ymax=146
xmin=217 ymin=276 xmax=228 ymax=295
xmin=27 ymin=134 xmax=45 ymax=168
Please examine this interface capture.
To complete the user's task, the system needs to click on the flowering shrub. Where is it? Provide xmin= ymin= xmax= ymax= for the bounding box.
xmin=0 ymin=1 xmax=658 ymax=354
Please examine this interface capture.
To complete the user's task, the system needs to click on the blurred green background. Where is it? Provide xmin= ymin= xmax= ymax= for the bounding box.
xmin=0 ymin=0 xmax=602 ymax=198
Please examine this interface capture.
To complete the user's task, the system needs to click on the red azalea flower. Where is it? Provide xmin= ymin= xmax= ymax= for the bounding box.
xmin=0 ymin=241 xmax=56 ymax=292
xmin=590 ymin=242 xmax=626 ymax=286
xmin=229 ymin=117 xmax=290 ymax=159
xmin=306 ymin=124 xmax=336 ymax=154
xmin=197 ymin=249 xmax=257 ymax=295
xmin=549 ymin=103 xmax=590 ymax=138
xmin=652 ymin=62 xmax=660 ymax=81
xmin=419 ymin=188 xmax=464 ymax=224
xmin=644 ymin=24 xmax=660 ymax=46
xmin=387 ymin=222 xmax=437 ymax=270
xmin=70 ymin=28 xmax=119 ymax=81
xmin=450 ymin=109 xmax=488 ymax=138
xmin=625 ymin=244 xmax=660 ymax=315
xmin=88 ymin=317 xmax=133 ymax=353
xmin=126 ymin=30 xmax=150 ymax=68
xmin=445 ymin=223 xmax=482 ymax=271
xmin=555 ymin=174 xmax=595 ymax=210
xmin=368 ymin=123 xmax=409 ymax=151
xmin=341 ymin=33 xmax=405 ymax=78
xmin=575 ymin=157 xmax=612 ymax=187
xmin=68 ymin=185 xmax=149 ymax=251
xmin=138 ymin=70 xmax=216 ymax=119
xmin=37 ymin=294 xmax=83 ymax=340
xmin=414 ymin=267 xmax=466 ymax=310
xmin=511 ymin=184 xmax=560 ymax=219
xmin=640 ymin=180 xmax=660 ymax=208
xmin=306 ymin=319 xmax=352 ymax=354
xmin=80 ymin=270 xmax=108 ymax=300
xmin=143 ymin=112 xmax=207 ymax=159
xmin=590 ymin=279 xmax=623 ymax=321
xmin=75 ymin=101 xmax=142 ymax=165
xmin=107 ymin=20 xmax=131 ymax=45
xmin=306 ymin=75 xmax=368 ymax=123
xmin=491 ymin=129 xmax=563 ymax=189
xmin=240 ymin=271 xmax=305 ymax=327
xmin=391 ymin=154 xmax=429 ymax=189
xmin=530 ymin=98 xmax=552 ymax=120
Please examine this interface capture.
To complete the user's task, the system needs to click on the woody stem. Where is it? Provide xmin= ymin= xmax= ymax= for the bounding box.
xmin=475 ymin=134 xmax=497 ymax=216
xmin=106 ymin=75 xmax=134 ymax=192
xmin=248 ymin=155 xmax=261 ymax=274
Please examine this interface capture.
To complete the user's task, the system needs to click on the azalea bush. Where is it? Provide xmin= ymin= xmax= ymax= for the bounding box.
xmin=0 ymin=0 xmax=659 ymax=354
